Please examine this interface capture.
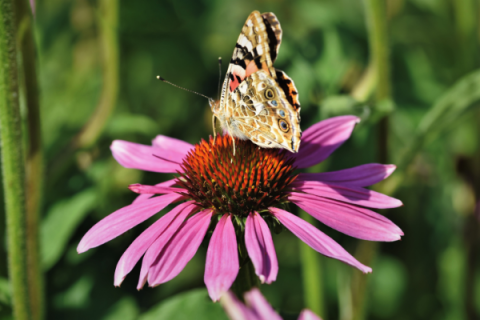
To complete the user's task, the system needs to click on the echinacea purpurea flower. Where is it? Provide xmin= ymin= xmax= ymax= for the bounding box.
xmin=77 ymin=115 xmax=403 ymax=301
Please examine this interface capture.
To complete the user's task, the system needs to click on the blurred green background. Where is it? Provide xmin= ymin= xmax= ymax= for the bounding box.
xmin=1 ymin=0 xmax=480 ymax=319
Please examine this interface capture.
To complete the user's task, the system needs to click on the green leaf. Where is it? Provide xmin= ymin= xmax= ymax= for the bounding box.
xmin=0 ymin=277 xmax=11 ymax=305
xmin=41 ymin=188 xmax=97 ymax=270
xmin=53 ymin=276 xmax=94 ymax=309
xmin=102 ymin=296 xmax=139 ymax=320
xmin=399 ymin=68 xmax=480 ymax=170
xmin=138 ymin=289 xmax=228 ymax=320
xmin=320 ymin=95 xmax=368 ymax=119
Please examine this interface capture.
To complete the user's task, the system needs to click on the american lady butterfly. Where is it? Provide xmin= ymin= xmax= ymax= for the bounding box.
xmin=210 ymin=11 xmax=301 ymax=153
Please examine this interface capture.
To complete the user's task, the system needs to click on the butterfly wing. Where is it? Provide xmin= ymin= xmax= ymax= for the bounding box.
xmin=220 ymin=11 xmax=279 ymax=100
xmin=214 ymin=11 xmax=301 ymax=153
xmin=228 ymin=70 xmax=301 ymax=152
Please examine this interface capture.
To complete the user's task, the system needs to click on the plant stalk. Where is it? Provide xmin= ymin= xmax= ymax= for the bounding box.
xmin=349 ymin=1 xmax=392 ymax=319
xmin=14 ymin=0 xmax=44 ymax=318
xmin=299 ymin=210 xmax=325 ymax=317
xmin=0 ymin=0 xmax=32 ymax=318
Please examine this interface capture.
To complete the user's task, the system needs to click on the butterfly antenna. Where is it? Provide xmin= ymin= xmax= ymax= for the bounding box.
xmin=217 ymin=57 xmax=222 ymax=101
xmin=156 ymin=75 xmax=215 ymax=104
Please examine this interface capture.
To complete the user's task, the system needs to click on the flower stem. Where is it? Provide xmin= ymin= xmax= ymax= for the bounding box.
xmin=48 ymin=0 xmax=119 ymax=183
xmin=74 ymin=0 xmax=119 ymax=148
xmin=299 ymin=210 xmax=325 ymax=317
xmin=0 ymin=0 xmax=32 ymax=319
xmin=15 ymin=0 xmax=44 ymax=318
xmin=349 ymin=1 xmax=392 ymax=319
xmin=231 ymin=238 xmax=259 ymax=299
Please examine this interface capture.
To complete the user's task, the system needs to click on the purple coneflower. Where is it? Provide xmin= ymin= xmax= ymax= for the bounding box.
xmin=221 ymin=288 xmax=321 ymax=320
xmin=77 ymin=115 xmax=403 ymax=301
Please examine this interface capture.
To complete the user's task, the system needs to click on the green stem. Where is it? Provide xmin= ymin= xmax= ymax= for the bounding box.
xmin=299 ymin=210 xmax=325 ymax=317
xmin=48 ymin=0 xmax=119 ymax=184
xmin=0 ymin=0 xmax=31 ymax=319
xmin=231 ymin=236 xmax=259 ymax=299
xmin=231 ymin=258 xmax=259 ymax=300
xmin=74 ymin=0 xmax=119 ymax=148
xmin=14 ymin=0 xmax=44 ymax=318
xmin=348 ymin=1 xmax=392 ymax=320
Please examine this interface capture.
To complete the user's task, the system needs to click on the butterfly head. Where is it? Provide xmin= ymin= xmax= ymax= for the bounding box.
xmin=208 ymin=98 xmax=222 ymax=115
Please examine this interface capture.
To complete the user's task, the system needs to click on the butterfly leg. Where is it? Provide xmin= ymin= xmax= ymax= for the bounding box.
xmin=212 ymin=115 xmax=217 ymax=144
xmin=224 ymin=121 xmax=236 ymax=157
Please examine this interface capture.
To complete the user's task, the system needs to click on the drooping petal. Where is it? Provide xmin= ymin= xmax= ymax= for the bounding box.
xmin=111 ymin=140 xmax=182 ymax=173
xmin=292 ymin=116 xmax=360 ymax=169
xmin=220 ymin=291 xmax=259 ymax=320
xmin=152 ymin=135 xmax=194 ymax=156
xmin=291 ymin=180 xmax=403 ymax=209
xmin=298 ymin=309 xmax=323 ymax=320
xmin=244 ymin=288 xmax=283 ymax=320
xmin=114 ymin=201 xmax=197 ymax=286
xmin=289 ymin=192 xmax=403 ymax=242
xmin=77 ymin=192 xmax=184 ymax=253
xmin=297 ymin=163 xmax=396 ymax=187
xmin=147 ymin=209 xmax=213 ymax=287
xmin=269 ymin=207 xmax=372 ymax=273
xmin=129 ymin=183 xmax=186 ymax=195
xmin=245 ymin=212 xmax=278 ymax=284
xmin=136 ymin=202 xmax=201 ymax=289
xmin=132 ymin=179 xmax=178 ymax=204
xmin=205 ymin=214 xmax=239 ymax=301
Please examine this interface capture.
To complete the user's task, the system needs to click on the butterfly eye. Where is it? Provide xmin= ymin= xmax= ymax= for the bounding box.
xmin=278 ymin=109 xmax=285 ymax=117
xmin=265 ymin=89 xmax=275 ymax=100
xmin=271 ymin=100 xmax=278 ymax=107
xmin=279 ymin=120 xmax=289 ymax=132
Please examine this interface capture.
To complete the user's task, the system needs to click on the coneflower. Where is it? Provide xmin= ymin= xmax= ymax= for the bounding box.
xmin=77 ymin=115 xmax=403 ymax=301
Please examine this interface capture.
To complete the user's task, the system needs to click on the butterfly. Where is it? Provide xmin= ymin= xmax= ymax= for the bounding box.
xmin=210 ymin=11 xmax=301 ymax=153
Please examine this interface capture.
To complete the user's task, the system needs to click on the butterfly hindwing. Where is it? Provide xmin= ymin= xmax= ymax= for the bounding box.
xmin=228 ymin=70 xmax=301 ymax=152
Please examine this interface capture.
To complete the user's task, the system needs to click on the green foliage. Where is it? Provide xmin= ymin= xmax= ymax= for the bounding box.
xmin=40 ymin=189 xmax=97 ymax=270
xmin=138 ymin=289 xmax=227 ymax=320
xmin=1 ymin=0 xmax=480 ymax=319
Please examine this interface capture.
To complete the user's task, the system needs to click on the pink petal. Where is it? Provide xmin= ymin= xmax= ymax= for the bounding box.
xmin=114 ymin=201 xmax=197 ymax=286
xmin=152 ymin=135 xmax=194 ymax=156
xmin=298 ymin=309 xmax=323 ymax=320
xmin=245 ymin=213 xmax=278 ymax=284
xmin=77 ymin=192 xmax=184 ymax=253
xmin=147 ymin=209 xmax=213 ymax=287
xmin=220 ymin=291 xmax=259 ymax=320
xmin=292 ymin=116 xmax=360 ymax=169
xmin=137 ymin=203 xmax=202 ymax=289
xmin=205 ymin=214 xmax=239 ymax=301
xmin=111 ymin=140 xmax=182 ymax=173
xmin=132 ymin=179 xmax=178 ymax=204
xmin=297 ymin=163 xmax=396 ymax=187
xmin=269 ymin=207 xmax=372 ymax=273
xmin=289 ymin=192 xmax=403 ymax=241
xmin=129 ymin=183 xmax=186 ymax=195
xmin=291 ymin=180 xmax=403 ymax=209
xmin=244 ymin=288 xmax=283 ymax=320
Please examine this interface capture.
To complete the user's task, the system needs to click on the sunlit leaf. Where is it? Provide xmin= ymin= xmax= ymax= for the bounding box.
xmin=102 ymin=296 xmax=139 ymax=320
xmin=41 ymin=188 xmax=97 ymax=270
xmin=138 ymin=289 xmax=228 ymax=320
xmin=0 ymin=277 xmax=10 ymax=306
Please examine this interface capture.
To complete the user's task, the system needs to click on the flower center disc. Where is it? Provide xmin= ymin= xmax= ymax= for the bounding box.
xmin=176 ymin=135 xmax=297 ymax=216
